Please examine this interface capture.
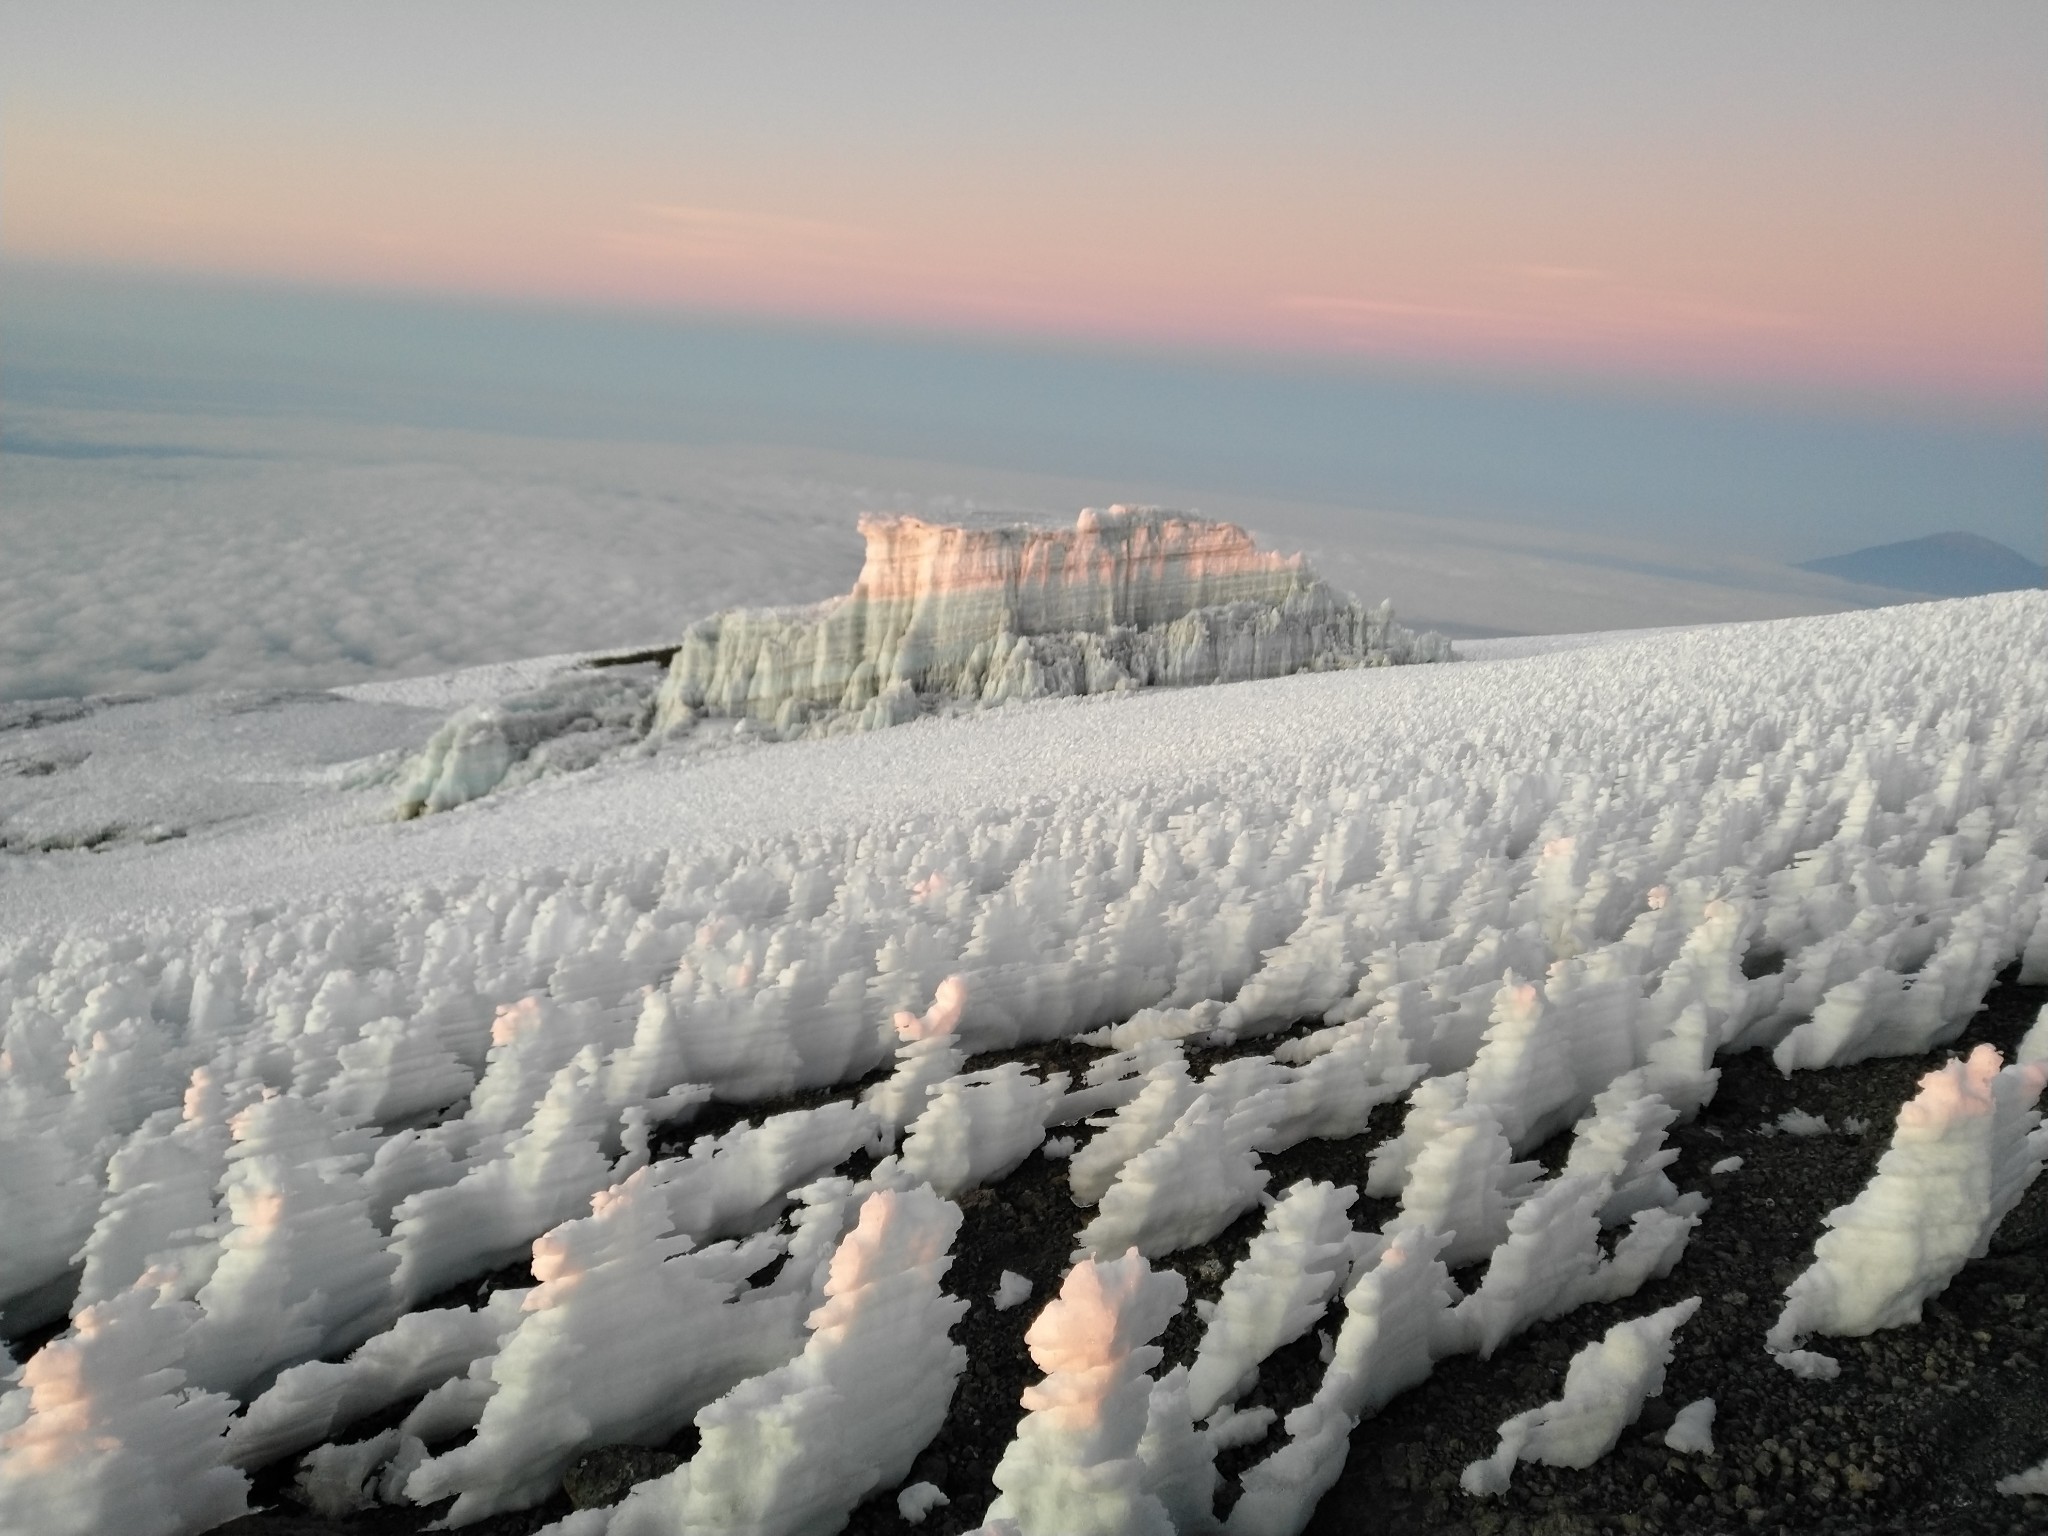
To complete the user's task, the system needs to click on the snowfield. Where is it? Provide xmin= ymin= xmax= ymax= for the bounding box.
xmin=2 ymin=591 xmax=2046 ymax=1535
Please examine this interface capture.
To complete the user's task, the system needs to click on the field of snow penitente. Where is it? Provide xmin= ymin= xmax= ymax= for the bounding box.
xmin=2 ymin=588 xmax=2046 ymax=1536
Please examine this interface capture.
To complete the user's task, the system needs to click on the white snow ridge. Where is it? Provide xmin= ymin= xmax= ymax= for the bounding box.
xmin=0 ymin=585 xmax=2044 ymax=1533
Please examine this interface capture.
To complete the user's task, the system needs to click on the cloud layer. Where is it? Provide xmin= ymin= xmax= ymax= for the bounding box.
xmin=1 ymin=406 xmax=1896 ymax=703
xmin=1 ymin=411 xmax=883 ymax=700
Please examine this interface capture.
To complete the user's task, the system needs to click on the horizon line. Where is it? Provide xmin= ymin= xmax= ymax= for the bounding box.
xmin=6 ymin=253 xmax=2040 ymax=438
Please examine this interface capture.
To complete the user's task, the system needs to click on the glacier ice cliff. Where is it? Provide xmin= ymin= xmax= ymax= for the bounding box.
xmin=652 ymin=506 xmax=1450 ymax=736
xmin=392 ymin=507 xmax=1448 ymax=815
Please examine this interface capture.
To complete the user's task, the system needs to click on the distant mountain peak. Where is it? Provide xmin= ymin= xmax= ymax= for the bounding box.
xmin=1798 ymin=532 xmax=2044 ymax=598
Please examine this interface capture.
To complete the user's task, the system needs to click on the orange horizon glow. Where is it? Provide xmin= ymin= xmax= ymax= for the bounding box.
xmin=5 ymin=10 xmax=2042 ymax=415
xmin=11 ymin=187 xmax=2035 ymax=413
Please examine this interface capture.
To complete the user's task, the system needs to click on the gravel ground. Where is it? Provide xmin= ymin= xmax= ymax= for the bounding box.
xmin=216 ymin=967 xmax=2048 ymax=1536
xmin=1300 ymin=965 xmax=2048 ymax=1536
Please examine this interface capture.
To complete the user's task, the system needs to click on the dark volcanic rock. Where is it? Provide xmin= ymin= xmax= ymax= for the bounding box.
xmin=1303 ymin=964 xmax=2048 ymax=1536
xmin=561 ymin=1445 xmax=682 ymax=1509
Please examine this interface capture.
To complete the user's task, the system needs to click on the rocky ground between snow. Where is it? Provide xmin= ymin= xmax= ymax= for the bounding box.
xmin=217 ymin=967 xmax=2048 ymax=1536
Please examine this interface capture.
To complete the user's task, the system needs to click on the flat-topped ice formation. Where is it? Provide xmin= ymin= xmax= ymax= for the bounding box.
xmin=394 ymin=507 xmax=1446 ymax=816
xmin=650 ymin=507 xmax=1448 ymax=735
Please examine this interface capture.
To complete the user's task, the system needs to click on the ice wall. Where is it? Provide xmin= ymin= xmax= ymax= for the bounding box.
xmin=652 ymin=507 xmax=1448 ymax=734
xmin=396 ymin=671 xmax=654 ymax=820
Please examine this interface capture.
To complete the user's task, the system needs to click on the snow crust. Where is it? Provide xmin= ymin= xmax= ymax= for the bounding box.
xmin=1997 ymin=1455 xmax=2048 ymax=1497
xmin=1185 ymin=1181 xmax=1367 ymax=1420
xmin=402 ymin=1168 xmax=802 ymax=1523
xmin=227 ymin=1288 xmax=527 ymax=1468
xmin=898 ymin=1480 xmax=950 ymax=1522
xmin=1215 ymin=1224 xmax=1458 ymax=1536
xmin=0 ymin=1286 xmax=251 ymax=1536
xmin=901 ymin=1063 xmax=1067 ymax=1197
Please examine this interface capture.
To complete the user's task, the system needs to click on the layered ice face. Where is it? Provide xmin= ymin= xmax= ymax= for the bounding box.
xmin=394 ymin=507 xmax=1447 ymax=817
xmin=652 ymin=507 xmax=1448 ymax=734
xmin=852 ymin=508 xmax=1314 ymax=636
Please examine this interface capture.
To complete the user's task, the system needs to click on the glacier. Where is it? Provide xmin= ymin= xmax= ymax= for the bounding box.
xmin=652 ymin=506 xmax=1450 ymax=734
xmin=395 ymin=507 xmax=1451 ymax=815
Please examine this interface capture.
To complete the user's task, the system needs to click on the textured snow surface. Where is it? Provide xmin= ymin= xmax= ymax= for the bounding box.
xmin=1 ymin=591 xmax=2045 ymax=1531
xmin=1460 ymin=1298 xmax=1700 ymax=1496
xmin=596 ymin=1185 xmax=968 ymax=1536
xmin=982 ymin=1250 xmax=1197 ymax=1536
xmin=1766 ymin=1041 xmax=2048 ymax=1371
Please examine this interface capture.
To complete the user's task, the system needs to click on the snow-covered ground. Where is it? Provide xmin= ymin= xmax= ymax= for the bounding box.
xmin=2 ymin=591 xmax=2045 ymax=1534
xmin=0 ymin=610 xmax=1809 ymax=935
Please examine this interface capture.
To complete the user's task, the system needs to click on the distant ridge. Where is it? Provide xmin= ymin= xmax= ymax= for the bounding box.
xmin=1799 ymin=532 xmax=2045 ymax=597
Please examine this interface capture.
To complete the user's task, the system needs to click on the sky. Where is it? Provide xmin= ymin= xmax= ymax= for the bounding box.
xmin=4 ymin=3 xmax=2042 ymax=411
xmin=0 ymin=5 xmax=2043 ymax=698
